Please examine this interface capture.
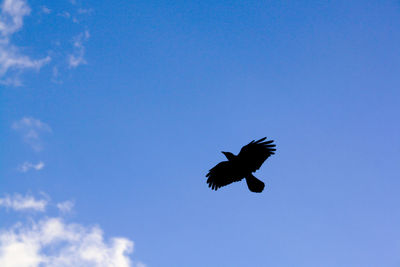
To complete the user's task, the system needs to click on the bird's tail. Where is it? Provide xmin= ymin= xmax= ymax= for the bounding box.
xmin=245 ymin=174 xmax=265 ymax=193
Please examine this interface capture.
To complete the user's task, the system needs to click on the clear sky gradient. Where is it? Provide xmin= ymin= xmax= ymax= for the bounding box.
xmin=1 ymin=0 xmax=400 ymax=266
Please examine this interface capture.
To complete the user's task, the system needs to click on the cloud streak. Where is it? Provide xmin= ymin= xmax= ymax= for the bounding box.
xmin=41 ymin=6 xmax=51 ymax=14
xmin=18 ymin=161 xmax=45 ymax=172
xmin=0 ymin=193 xmax=47 ymax=212
xmin=57 ymin=200 xmax=74 ymax=213
xmin=12 ymin=117 xmax=52 ymax=151
xmin=0 ymin=0 xmax=30 ymax=36
xmin=0 ymin=0 xmax=51 ymax=84
xmin=0 ymin=0 xmax=94 ymax=85
xmin=68 ymin=30 xmax=90 ymax=68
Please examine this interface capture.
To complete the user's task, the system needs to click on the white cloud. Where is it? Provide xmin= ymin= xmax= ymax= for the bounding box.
xmin=0 ymin=193 xmax=140 ymax=267
xmin=68 ymin=30 xmax=89 ymax=68
xmin=18 ymin=161 xmax=45 ymax=172
xmin=0 ymin=217 xmax=135 ymax=267
xmin=57 ymin=200 xmax=74 ymax=213
xmin=12 ymin=117 xmax=52 ymax=151
xmin=0 ymin=0 xmax=51 ymax=85
xmin=0 ymin=193 xmax=47 ymax=212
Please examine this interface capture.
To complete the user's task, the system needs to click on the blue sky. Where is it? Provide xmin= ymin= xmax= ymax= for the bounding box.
xmin=1 ymin=0 xmax=400 ymax=266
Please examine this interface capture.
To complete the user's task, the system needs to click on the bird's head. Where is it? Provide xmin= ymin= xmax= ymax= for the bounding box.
xmin=221 ymin=151 xmax=236 ymax=161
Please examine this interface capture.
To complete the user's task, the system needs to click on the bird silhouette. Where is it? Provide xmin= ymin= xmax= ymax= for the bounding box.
xmin=206 ymin=137 xmax=276 ymax=193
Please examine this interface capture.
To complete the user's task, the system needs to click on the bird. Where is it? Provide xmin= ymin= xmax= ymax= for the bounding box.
xmin=206 ymin=137 xmax=276 ymax=193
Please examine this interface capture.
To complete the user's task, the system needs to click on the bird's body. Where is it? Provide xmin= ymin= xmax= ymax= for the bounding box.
xmin=206 ymin=137 xmax=276 ymax=193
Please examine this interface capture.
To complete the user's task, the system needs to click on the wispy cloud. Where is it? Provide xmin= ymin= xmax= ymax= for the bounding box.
xmin=41 ymin=6 xmax=51 ymax=14
xmin=18 ymin=161 xmax=45 ymax=172
xmin=0 ymin=0 xmax=30 ymax=36
xmin=0 ymin=193 xmax=47 ymax=212
xmin=12 ymin=117 xmax=52 ymax=151
xmin=59 ymin=10 xmax=71 ymax=18
xmin=0 ymin=0 xmax=51 ymax=85
xmin=0 ymin=0 xmax=94 ymax=85
xmin=0 ymin=193 xmax=141 ymax=267
xmin=0 ymin=46 xmax=50 ymax=76
xmin=77 ymin=8 xmax=93 ymax=15
xmin=68 ymin=30 xmax=89 ymax=68
xmin=57 ymin=200 xmax=74 ymax=213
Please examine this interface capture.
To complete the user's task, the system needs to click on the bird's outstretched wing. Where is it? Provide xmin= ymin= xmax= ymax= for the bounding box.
xmin=237 ymin=137 xmax=276 ymax=173
xmin=206 ymin=161 xmax=242 ymax=191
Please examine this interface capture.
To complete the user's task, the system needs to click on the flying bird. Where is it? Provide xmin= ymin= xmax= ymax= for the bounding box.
xmin=206 ymin=137 xmax=276 ymax=193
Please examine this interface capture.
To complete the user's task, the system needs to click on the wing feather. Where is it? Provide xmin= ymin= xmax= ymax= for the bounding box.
xmin=238 ymin=137 xmax=276 ymax=173
xmin=206 ymin=161 xmax=242 ymax=191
